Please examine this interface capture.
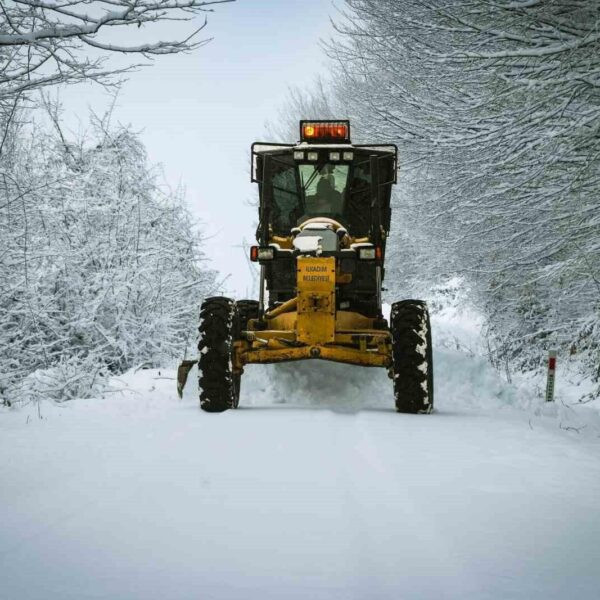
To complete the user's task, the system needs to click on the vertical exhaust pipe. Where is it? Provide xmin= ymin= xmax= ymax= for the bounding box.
xmin=258 ymin=264 xmax=266 ymax=316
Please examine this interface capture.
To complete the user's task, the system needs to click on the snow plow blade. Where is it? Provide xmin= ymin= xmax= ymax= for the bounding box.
xmin=176 ymin=359 xmax=197 ymax=398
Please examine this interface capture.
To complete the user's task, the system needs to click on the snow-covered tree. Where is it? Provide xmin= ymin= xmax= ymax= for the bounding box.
xmin=0 ymin=1 xmax=230 ymax=405
xmin=325 ymin=0 xmax=600 ymax=384
xmin=0 ymin=118 xmax=216 ymax=405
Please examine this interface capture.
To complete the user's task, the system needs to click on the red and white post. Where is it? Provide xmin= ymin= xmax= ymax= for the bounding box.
xmin=545 ymin=350 xmax=557 ymax=402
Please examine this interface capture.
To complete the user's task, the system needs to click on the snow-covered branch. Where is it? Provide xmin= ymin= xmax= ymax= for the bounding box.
xmin=0 ymin=0 xmax=232 ymax=107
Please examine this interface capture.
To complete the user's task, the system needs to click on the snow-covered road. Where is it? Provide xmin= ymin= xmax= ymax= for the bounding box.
xmin=2 ymin=349 xmax=600 ymax=600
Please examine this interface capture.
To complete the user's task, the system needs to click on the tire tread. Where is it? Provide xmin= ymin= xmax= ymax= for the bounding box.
xmin=198 ymin=297 xmax=238 ymax=412
xmin=391 ymin=299 xmax=434 ymax=414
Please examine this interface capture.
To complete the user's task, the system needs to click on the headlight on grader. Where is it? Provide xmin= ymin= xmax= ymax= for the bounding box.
xmin=356 ymin=246 xmax=383 ymax=261
xmin=250 ymin=246 xmax=274 ymax=262
xmin=358 ymin=247 xmax=376 ymax=260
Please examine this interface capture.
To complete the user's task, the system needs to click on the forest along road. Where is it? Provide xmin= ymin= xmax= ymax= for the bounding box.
xmin=1 ymin=359 xmax=600 ymax=600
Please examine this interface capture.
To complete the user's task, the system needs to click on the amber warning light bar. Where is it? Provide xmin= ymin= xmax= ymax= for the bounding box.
xmin=300 ymin=120 xmax=351 ymax=143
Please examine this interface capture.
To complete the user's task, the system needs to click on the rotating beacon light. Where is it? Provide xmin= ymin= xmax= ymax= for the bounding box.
xmin=300 ymin=120 xmax=351 ymax=143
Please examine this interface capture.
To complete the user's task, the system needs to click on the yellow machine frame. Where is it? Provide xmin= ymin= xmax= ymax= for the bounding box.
xmin=233 ymin=256 xmax=393 ymax=374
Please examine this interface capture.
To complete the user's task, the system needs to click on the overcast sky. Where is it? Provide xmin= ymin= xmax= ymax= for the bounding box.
xmin=62 ymin=0 xmax=338 ymax=296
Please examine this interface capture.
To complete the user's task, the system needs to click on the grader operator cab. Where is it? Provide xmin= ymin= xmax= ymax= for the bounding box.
xmin=177 ymin=120 xmax=434 ymax=413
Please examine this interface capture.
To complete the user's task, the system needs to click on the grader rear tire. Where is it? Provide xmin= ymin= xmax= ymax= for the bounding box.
xmin=198 ymin=297 xmax=239 ymax=412
xmin=235 ymin=299 xmax=259 ymax=336
xmin=391 ymin=300 xmax=434 ymax=414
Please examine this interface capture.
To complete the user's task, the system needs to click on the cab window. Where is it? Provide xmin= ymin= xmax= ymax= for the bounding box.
xmin=299 ymin=164 xmax=349 ymax=217
xmin=271 ymin=163 xmax=301 ymax=232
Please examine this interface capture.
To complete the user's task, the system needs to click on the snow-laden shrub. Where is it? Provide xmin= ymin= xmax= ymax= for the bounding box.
xmin=0 ymin=120 xmax=216 ymax=406
xmin=14 ymin=355 xmax=106 ymax=405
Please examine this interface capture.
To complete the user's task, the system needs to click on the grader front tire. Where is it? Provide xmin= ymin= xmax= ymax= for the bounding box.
xmin=391 ymin=300 xmax=434 ymax=414
xmin=198 ymin=297 xmax=240 ymax=412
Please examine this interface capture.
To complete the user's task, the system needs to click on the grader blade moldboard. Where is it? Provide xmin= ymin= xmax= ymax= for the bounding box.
xmin=176 ymin=359 xmax=197 ymax=398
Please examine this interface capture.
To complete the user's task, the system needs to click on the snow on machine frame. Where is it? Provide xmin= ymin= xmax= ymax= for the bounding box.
xmin=177 ymin=120 xmax=434 ymax=413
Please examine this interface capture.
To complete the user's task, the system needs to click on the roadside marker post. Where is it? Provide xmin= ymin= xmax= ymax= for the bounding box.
xmin=545 ymin=350 xmax=557 ymax=402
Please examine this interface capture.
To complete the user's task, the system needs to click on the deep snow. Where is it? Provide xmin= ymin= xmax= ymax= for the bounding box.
xmin=2 ymin=305 xmax=600 ymax=600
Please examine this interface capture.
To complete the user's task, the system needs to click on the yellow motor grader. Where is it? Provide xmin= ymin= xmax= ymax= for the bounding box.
xmin=178 ymin=120 xmax=433 ymax=413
